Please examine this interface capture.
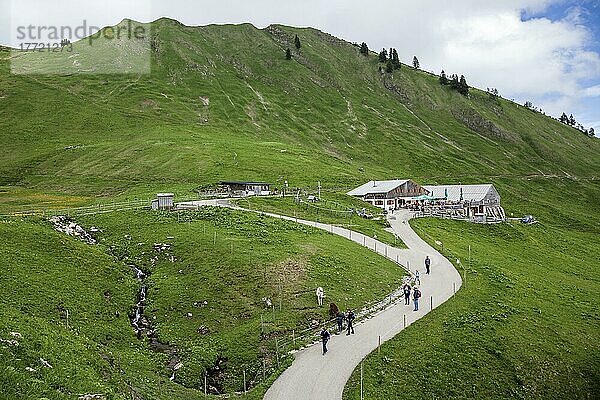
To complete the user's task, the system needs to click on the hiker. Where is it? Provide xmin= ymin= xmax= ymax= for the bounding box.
xmin=415 ymin=270 xmax=421 ymax=285
xmin=403 ymin=283 xmax=412 ymax=305
xmin=413 ymin=286 xmax=422 ymax=311
xmin=336 ymin=311 xmax=345 ymax=333
xmin=316 ymin=287 xmax=324 ymax=306
xmin=425 ymin=256 xmax=431 ymax=274
xmin=320 ymin=327 xmax=331 ymax=355
xmin=346 ymin=310 xmax=356 ymax=335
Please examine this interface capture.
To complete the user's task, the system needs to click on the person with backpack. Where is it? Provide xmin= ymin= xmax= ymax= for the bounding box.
xmin=336 ymin=311 xmax=345 ymax=333
xmin=403 ymin=283 xmax=412 ymax=305
xmin=320 ymin=327 xmax=331 ymax=355
xmin=413 ymin=287 xmax=422 ymax=311
xmin=346 ymin=310 xmax=355 ymax=335
xmin=425 ymin=256 xmax=431 ymax=274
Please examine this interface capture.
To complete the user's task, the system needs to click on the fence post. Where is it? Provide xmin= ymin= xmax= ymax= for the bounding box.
xmin=360 ymin=362 xmax=364 ymax=400
xmin=453 ymin=282 xmax=456 ymax=294
xmin=430 ymin=295 xmax=433 ymax=311
xmin=243 ymin=369 xmax=247 ymax=394
xmin=403 ymin=314 xmax=406 ymax=329
xmin=378 ymin=335 xmax=381 ymax=353
xmin=204 ymin=372 xmax=207 ymax=397
xmin=276 ymin=338 xmax=280 ymax=368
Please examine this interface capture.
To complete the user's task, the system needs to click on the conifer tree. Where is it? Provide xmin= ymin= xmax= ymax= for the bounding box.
xmin=412 ymin=56 xmax=420 ymax=69
xmin=560 ymin=112 xmax=568 ymax=124
xmin=392 ymin=49 xmax=400 ymax=69
xmin=450 ymin=74 xmax=459 ymax=90
xmin=378 ymin=48 xmax=388 ymax=63
xmin=439 ymin=70 xmax=448 ymax=85
xmin=294 ymin=35 xmax=301 ymax=50
xmin=286 ymin=48 xmax=292 ymax=60
xmin=359 ymin=42 xmax=369 ymax=56
xmin=458 ymin=75 xmax=469 ymax=96
xmin=569 ymin=114 xmax=576 ymax=126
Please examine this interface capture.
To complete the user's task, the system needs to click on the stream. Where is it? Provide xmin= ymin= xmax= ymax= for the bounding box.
xmin=127 ymin=262 xmax=182 ymax=382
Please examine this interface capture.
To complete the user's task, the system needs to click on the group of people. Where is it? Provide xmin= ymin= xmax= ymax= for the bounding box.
xmin=404 ymin=256 xmax=431 ymax=311
xmin=319 ymin=256 xmax=433 ymax=355
xmin=402 ymin=281 xmax=422 ymax=311
xmin=320 ymin=310 xmax=355 ymax=355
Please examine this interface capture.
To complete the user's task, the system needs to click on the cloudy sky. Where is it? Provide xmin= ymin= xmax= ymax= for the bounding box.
xmin=2 ymin=0 xmax=599 ymax=132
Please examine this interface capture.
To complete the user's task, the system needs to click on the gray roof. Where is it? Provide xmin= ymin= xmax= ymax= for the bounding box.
xmin=348 ymin=180 xmax=410 ymax=196
xmin=422 ymin=184 xmax=497 ymax=202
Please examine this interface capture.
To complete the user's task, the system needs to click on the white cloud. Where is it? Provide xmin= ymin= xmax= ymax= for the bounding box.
xmin=582 ymin=84 xmax=600 ymax=97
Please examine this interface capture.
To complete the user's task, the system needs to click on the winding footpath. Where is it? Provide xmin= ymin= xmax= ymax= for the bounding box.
xmin=180 ymin=201 xmax=462 ymax=399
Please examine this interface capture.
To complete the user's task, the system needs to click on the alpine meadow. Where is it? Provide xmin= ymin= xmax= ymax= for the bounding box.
xmin=0 ymin=17 xmax=599 ymax=400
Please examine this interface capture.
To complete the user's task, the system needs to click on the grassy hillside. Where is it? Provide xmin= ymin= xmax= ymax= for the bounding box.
xmin=1 ymin=18 xmax=598 ymax=211
xmin=1 ymin=17 xmax=599 ymax=399
xmin=1 ymin=209 xmax=404 ymax=399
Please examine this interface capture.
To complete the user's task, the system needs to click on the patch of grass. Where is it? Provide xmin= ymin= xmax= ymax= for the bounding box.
xmin=238 ymin=192 xmax=405 ymax=248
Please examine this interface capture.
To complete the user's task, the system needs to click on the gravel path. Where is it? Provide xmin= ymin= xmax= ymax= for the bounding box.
xmin=178 ymin=201 xmax=462 ymax=399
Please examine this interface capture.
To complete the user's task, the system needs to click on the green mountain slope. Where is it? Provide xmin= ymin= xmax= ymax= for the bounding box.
xmin=1 ymin=18 xmax=598 ymax=206
xmin=1 ymin=18 xmax=599 ymax=400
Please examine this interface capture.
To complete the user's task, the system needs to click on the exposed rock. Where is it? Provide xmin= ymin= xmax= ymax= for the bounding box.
xmin=78 ymin=395 xmax=106 ymax=400
xmin=197 ymin=325 xmax=209 ymax=335
xmin=49 ymin=216 xmax=97 ymax=244
xmin=9 ymin=332 xmax=22 ymax=339
xmin=452 ymin=108 xmax=515 ymax=141
xmin=262 ymin=297 xmax=272 ymax=307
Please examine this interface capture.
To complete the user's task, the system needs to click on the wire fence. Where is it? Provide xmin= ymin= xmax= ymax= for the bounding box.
xmin=0 ymin=197 xmax=201 ymax=219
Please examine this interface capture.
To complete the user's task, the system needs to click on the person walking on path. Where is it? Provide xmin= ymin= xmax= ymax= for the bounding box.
xmin=415 ymin=270 xmax=421 ymax=285
xmin=403 ymin=283 xmax=412 ymax=305
xmin=413 ymin=286 xmax=422 ymax=311
xmin=320 ymin=327 xmax=331 ymax=355
xmin=346 ymin=310 xmax=355 ymax=335
xmin=425 ymin=256 xmax=431 ymax=274
xmin=336 ymin=311 xmax=345 ymax=333
xmin=316 ymin=287 xmax=324 ymax=306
